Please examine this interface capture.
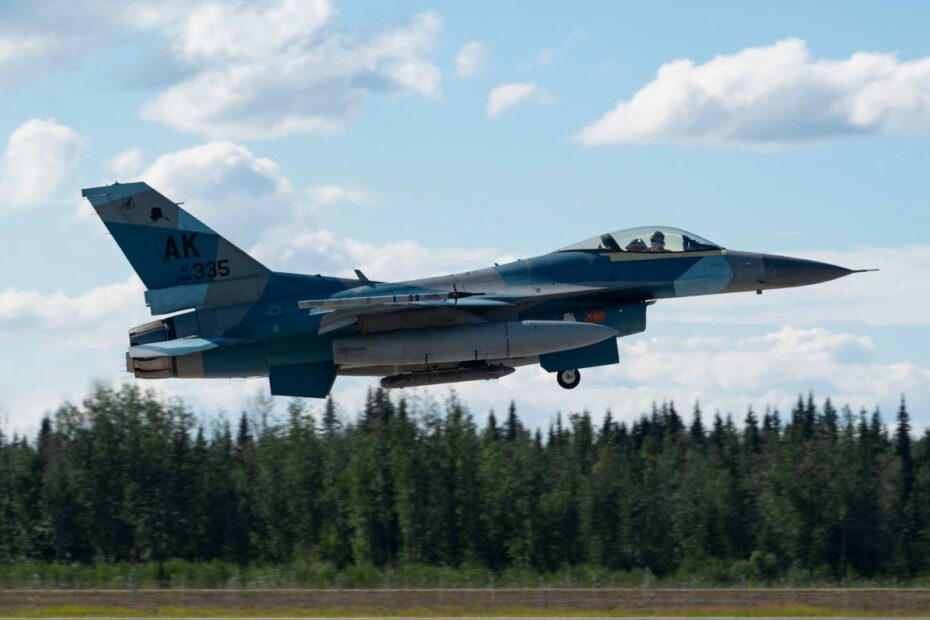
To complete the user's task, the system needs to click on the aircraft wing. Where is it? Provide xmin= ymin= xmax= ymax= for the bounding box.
xmin=300 ymin=283 xmax=611 ymax=335
xmin=298 ymin=283 xmax=605 ymax=312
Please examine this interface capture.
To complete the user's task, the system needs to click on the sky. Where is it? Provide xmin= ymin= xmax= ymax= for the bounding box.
xmin=1 ymin=0 xmax=929 ymax=432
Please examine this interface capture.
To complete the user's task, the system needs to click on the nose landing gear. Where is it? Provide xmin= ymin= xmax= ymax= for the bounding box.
xmin=557 ymin=368 xmax=581 ymax=389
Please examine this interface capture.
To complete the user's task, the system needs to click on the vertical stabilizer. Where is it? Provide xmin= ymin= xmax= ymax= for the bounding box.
xmin=82 ymin=182 xmax=270 ymax=291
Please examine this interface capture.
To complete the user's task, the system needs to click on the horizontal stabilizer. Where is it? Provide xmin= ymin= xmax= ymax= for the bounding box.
xmin=128 ymin=336 xmax=237 ymax=359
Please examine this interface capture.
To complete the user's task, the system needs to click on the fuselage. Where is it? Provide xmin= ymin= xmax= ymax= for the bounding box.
xmin=130 ymin=245 xmax=852 ymax=383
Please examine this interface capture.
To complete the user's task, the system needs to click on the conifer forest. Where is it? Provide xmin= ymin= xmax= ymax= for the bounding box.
xmin=0 ymin=385 xmax=928 ymax=587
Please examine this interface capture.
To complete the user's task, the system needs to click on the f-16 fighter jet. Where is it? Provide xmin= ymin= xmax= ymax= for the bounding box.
xmin=83 ymin=182 xmax=872 ymax=397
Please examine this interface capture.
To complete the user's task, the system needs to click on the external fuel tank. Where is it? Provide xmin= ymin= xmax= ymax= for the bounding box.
xmin=333 ymin=320 xmax=619 ymax=366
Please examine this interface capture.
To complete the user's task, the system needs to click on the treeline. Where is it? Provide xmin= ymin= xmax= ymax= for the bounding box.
xmin=0 ymin=385 xmax=929 ymax=587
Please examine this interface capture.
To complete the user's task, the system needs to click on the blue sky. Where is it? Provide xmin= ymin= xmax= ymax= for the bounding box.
xmin=1 ymin=0 xmax=929 ymax=431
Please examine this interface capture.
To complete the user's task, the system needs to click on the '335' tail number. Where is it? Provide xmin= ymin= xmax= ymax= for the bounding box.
xmin=182 ymin=259 xmax=231 ymax=281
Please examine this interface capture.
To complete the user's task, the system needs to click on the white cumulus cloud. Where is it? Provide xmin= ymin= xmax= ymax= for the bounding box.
xmin=0 ymin=2 xmax=191 ymax=84
xmin=0 ymin=33 xmax=57 ymax=80
xmin=139 ymin=141 xmax=295 ymax=234
xmin=173 ymin=0 xmax=332 ymax=63
xmin=0 ymin=118 xmax=81 ymax=215
xmin=143 ymin=2 xmax=443 ymax=139
xmin=106 ymin=147 xmax=144 ymax=178
xmin=0 ymin=276 xmax=142 ymax=329
xmin=574 ymin=38 xmax=930 ymax=147
xmin=456 ymin=40 xmax=487 ymax=78
xmin=307 ymin=184 xmax=371 ymax=206
xmin=249 ymin=225 xmax=504 ymax=281
xmin=131 ymin=141 xmax=383 ymax=251
xmin=0 ymin=3 xmax=443 ymax=139
xmin=486 ymin=82 xmax=552 ymax=118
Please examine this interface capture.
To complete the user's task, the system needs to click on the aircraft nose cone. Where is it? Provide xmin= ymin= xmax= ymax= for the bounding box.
xmin=763 ymin=255 xmax=852 ymax=289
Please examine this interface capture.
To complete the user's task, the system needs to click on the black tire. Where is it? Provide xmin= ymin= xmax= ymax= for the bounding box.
xmin=557 ymin=369 xmax=581 ymax=389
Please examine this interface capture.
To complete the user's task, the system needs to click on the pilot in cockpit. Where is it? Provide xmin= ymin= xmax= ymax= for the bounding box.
xmin=625 ymin=238 xmax=647 ymax=252
xmin=649 ymin=230 xmax=667 ymax=252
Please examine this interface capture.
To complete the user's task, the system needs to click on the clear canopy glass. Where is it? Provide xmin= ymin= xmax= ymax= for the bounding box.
xmin=559 ymin=226 xmax=722 ymax=253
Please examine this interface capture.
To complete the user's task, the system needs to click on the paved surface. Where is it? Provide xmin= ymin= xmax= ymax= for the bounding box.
xmin=7 ymin=617 xmax=930 ymax=620
xmin=3 ymin=589 xmax=930 ymax=617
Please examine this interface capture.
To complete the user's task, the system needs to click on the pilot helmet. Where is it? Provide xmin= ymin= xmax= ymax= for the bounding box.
xmin=650 ymin=230 xmax=665 ymax=243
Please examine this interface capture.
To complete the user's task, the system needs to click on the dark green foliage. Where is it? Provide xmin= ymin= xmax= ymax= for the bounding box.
xmin=0 ymin=384 xmax=928 ymax=584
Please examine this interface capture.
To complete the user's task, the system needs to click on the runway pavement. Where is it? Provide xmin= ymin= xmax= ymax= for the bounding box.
xmin=11 ymin=616 xmax=930 ymax=620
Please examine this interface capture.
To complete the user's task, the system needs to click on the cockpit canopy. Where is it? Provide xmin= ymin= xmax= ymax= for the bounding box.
xmin=559 ymin=226 xmax=722 ymax=254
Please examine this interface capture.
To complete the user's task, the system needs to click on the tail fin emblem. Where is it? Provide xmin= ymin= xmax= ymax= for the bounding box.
xmin=149 ymin=207 xmax=170 ymax=223
xmin=121 ymin=197 xmax=135 ymax=210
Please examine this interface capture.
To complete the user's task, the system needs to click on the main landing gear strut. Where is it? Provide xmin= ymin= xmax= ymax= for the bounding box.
xmin=557 ymin=368 xmax=581 ymax=389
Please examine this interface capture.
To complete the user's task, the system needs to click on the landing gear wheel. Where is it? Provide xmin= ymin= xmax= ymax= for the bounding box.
xmin=557 ymin=369 xmax=581 ymax=390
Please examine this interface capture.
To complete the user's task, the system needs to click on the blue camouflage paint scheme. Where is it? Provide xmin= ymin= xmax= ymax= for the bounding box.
xmin=83 ymin=182 xmax=862 ymax=397
xmin=673 ymin=255 xmax=734 ymax=296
